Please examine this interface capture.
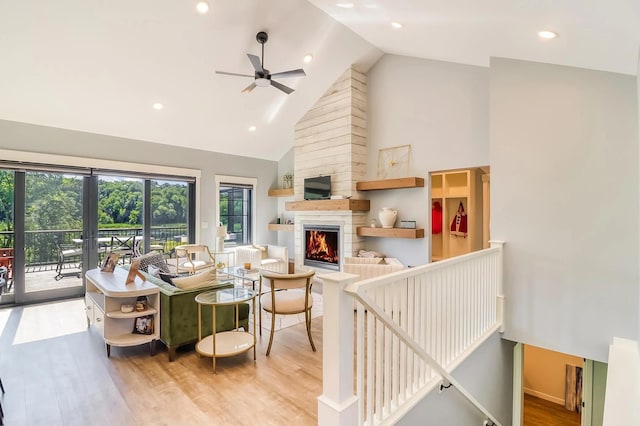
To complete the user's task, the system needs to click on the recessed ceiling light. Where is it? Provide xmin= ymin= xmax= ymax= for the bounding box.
xmin=152 ymin=103 xmax=163 ymax=110
xmin=391 ymin=22 xmax=403 ymax=29
xmin=303 ymin=54 xmax=313 ymax=64
xmin=248 ymin=125 xmax=257 ymax=132
xmin=336 ymin=3 xmax=354 ymax=8
xmin=538 ymin=30 xmax=557 ymax=40
xmin=196 ymin=1 xmax=209 ymax=14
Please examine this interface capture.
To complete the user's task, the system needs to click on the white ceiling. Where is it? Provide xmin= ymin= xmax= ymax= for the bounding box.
xmin=0 ymin=1 xmax=638 ymax=162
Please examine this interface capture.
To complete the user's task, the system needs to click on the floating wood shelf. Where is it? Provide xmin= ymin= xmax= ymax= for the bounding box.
xmin=268 ymin=188 xmax=294 ymax=197
xmin=356 ymin=177 xmax=425 ymax=191
xmin=357 ymin=227 xmax=425 ymax=239
xmin=268 ymin=223 xmax=294 ymax=232
xmin=285 ymin=199 xmax=370 ymax=212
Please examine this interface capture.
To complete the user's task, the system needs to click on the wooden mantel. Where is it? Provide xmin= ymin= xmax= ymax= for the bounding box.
xmin=285 ymin=199 xmax=370 ymax=212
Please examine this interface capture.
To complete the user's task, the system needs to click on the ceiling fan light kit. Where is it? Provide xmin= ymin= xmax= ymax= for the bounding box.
xmin=216 ymin=31 xmax=306 ymax=95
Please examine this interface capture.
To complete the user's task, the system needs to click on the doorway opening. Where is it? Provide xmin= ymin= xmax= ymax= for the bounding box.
xmin=516 ymin=344 xmax=608 ymax=426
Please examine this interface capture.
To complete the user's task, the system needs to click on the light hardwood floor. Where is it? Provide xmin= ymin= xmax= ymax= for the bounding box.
xmin=523 ymin=393 xmax=581 ymax=426
xmin=0 ymin=298 xmax=323 ymax=425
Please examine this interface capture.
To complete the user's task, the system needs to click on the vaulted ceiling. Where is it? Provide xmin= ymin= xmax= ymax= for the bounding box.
xmin=1 ymin=1 xmax=638 ymax=161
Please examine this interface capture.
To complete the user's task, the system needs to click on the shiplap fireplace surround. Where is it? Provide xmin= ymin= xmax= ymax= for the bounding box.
xmin=291 ymin=68 xmax=368 ymax=271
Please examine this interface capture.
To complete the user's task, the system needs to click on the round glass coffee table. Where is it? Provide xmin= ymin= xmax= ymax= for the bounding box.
xmin=195 ymin=287 xmax=256 ymax=374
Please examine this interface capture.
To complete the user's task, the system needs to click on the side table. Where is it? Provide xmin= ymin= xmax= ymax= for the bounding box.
xmin=85 ymin=268 xmax=160 ymax=357
xmin=195 ymin=287 xmax=256 ymax=374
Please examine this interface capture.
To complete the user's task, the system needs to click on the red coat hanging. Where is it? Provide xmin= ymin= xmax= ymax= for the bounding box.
xmin=432 ymin=201 xmax=442 ymax=234
xmin=450 ymin=201 xmax=468 ymax=237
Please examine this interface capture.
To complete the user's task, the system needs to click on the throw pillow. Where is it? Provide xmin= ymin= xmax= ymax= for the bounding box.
xmin=136 ymin=252 xmax=170 ymax=274
xmin=147 ymin=264 xmax=161 ymax=277
xmin=172 ymin=268 xmax=218 ymax=290
xmin=358 ymin=249 xmax=385 ymax=258
xmin=252 ymin=244 xmax=268 ymax=259
xmin=159 ymin=272 xmax=177 ymax=286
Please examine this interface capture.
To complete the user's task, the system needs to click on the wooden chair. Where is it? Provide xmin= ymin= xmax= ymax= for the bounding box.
xmin=174 ymin=244 xmax=216 ymax=274
xmin=259 ymin=268 xmax=316 ymax=356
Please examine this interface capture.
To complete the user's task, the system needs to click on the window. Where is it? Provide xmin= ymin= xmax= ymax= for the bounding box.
xmin=0 ymin=154 xmax=199 ymax=305
xmin=216 ymin=176 xmax=256 ymax=247
xmin=150 ymin=179 xmax=189 ymax=254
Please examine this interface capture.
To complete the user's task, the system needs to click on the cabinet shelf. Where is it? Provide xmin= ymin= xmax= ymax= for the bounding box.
xmin=268 ymin=188 xmax=294 ymax=197
xmin=85 ymin=268 xmax=159 ymax=357
xmin=105 ymin=333 xmax=156 ymax=347
xmin=106 ymin=307 xmax=158 ymax=319
xmin=430 ymin=168 xmax=485 ymax=262
xmin=356 ymin=177 xmax=424 ymax=191
xmin=285 ymin=199 xmax=370 ymax=212
xmin=268 ymin=223 xmax=294 ymax=232
xmin=357 ymin=227 xmax=425 ymax=239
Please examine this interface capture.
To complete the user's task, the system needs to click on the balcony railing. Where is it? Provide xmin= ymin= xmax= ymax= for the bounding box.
xmin=0 ymin=226 xmax=188 ymax=269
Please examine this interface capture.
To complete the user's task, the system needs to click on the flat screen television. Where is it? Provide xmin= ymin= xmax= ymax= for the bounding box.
xmin=304 ymin=176 xmax=331 ymax=200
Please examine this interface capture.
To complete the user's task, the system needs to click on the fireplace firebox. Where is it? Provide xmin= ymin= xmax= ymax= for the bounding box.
xmin=304 ymin=225 xmax=340 ymax=271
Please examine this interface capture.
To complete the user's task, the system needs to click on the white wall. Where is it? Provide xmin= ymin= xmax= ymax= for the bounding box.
xmin=366 ymin=54 xmax=489 ymax=266
xmin=0 ymin=119 xmax=280 ymax=250
xmin=637 ymin=53 xmax=640 ymax=342
xmin=277 ymin=147 xmax=295 ymax=255
xmin=490 ymin=58 xmax=639 ymax=362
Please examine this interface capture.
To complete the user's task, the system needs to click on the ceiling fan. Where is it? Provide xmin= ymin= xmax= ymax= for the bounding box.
xmin=216 ymin=31 xmax=306 ymax=95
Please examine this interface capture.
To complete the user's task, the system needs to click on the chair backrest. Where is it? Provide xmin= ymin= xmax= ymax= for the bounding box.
xmin=53 ymin=237 xmax=77 ymax=253
xmin=260 ymin=268 xmax=315 ymax=291
xmin=175 ymin=244 xmax=212 ymax=258
xmin=174 ymin=244 xmax=215 ymax=273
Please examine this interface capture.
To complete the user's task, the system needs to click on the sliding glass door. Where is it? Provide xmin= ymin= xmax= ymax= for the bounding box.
xmin=0 ymin=169 xmax=14 ymax=302
xmin=97 ymin=175 xmax=143 ymax=263
xmin=150 ymin=179 xmax=189 ymax=256
xmin=23 ymin=171 xmax=86 ymax=302
xmin=0 ymin=162 xmax=196 ymax=306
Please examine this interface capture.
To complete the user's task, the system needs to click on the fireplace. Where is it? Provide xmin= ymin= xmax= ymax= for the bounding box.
xmin=304 ymin=225 xmax=340 ymax=271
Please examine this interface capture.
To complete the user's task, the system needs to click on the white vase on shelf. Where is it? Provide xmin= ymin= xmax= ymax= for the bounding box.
xmin=378 ymin=207 xmax=398 ymax=229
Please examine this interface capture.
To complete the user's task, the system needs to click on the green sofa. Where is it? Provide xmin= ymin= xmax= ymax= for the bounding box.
xmin=122 ymin=266 xmax=250 ymax=361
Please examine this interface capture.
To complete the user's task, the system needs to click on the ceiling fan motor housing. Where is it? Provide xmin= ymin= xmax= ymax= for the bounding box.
xmin=256 ymin=31 xmax=268 ymax=44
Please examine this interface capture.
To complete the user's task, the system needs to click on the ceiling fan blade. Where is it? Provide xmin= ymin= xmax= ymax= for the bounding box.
xmin=270 ymin=69 xmax=306 ymax=79
xmin=247 ymin=54 xmax=264 ymax=73
xmin=271 ymin=79 xmax=294 ymax=95
xmin=242 ymin=82 xmax=256 ymax=93
xmin=216 ymin=71 xmax=255 ymax=78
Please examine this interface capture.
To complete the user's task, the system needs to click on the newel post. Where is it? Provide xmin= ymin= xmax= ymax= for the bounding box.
xmin=490 ymin=240 xmax=505 ymax=333
xmin=317 ymin=272 xmax=359 ymax=426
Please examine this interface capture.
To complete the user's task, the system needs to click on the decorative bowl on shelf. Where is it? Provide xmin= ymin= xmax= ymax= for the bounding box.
xmin=121 ymin=304 xmax=134 ymax=313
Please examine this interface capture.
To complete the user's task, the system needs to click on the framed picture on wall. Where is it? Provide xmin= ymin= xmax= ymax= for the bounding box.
xmin=377 ymin=145 xmax=411 ymax=179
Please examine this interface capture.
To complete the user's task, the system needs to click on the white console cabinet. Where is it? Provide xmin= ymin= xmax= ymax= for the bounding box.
xmin=85 ymin=267 xmax=159 ymax=357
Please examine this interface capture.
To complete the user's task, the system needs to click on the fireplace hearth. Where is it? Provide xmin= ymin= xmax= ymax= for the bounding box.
xmin=304 ymin=225 xmax=340 ymax=271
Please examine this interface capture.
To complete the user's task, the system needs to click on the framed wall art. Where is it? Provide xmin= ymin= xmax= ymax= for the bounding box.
xmin=377 ymin=145 xmax=411 ymax=179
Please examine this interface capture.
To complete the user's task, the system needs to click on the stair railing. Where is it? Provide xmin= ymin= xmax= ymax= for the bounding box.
xmin=318 ymin=241 xmax=505 ymax=426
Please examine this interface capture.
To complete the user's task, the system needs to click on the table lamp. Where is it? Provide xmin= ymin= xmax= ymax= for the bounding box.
xmin=215 ymin=222 xmax=228 ymax=252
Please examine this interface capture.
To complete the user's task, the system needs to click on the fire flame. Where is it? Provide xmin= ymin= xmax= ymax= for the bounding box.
xmin=306 ymin=230 xmax=338 ymax=263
